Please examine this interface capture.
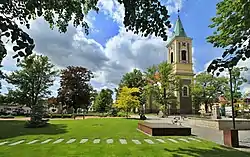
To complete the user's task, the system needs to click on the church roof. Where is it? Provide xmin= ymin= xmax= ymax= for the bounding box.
xmin=173 ymin=16 xmax=187 ymax=37
xmin=167 ymin=16 xmax=188 ymax=46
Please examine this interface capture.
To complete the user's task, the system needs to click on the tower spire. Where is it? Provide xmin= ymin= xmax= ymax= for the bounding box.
xmin=173 ymin=10 xmax=187 ymax=37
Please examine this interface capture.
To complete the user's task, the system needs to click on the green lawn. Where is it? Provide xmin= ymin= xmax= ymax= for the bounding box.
xmin=0 ymin=118 xmax=249 ymax=157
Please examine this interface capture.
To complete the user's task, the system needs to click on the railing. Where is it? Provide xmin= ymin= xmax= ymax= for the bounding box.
xmin=180 ymin=60 xmax=188 ymax=63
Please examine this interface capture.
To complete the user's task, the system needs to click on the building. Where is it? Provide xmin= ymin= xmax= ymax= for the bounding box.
xmin=0 ymin=105 xmax=31 ymax=115
xmin=166 ymin=15 xmax=194 ymax=114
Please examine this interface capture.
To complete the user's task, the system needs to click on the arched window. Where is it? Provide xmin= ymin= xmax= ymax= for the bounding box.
xmin=171 ymin=52 xmax=174 ymax=63
xmin=182 ymin=86 xmax=189 ymax=97
xmin=181 ymin=50 xmax=187 ymax=61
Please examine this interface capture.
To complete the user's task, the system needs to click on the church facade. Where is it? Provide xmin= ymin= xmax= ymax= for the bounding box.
xmin=166 ymin=16 xmax=194 ymax=114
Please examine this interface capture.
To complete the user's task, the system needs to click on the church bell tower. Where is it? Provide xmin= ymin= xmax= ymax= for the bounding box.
xmin=166 ymin=15 xmax=194 ymax=114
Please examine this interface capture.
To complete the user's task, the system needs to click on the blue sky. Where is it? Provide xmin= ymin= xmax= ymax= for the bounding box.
xmin=1 ymin=0 xmax=250 ymax=95
xmin=87 ymin=0 xmax=224 ymax=72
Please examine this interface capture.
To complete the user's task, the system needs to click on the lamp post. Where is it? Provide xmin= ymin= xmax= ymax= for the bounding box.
xmin=228 ymin=67 xmax=236 ymax=129
xmin=203 ymin=83 xmax=206 ymax=112
xmin=163 ymin=87 xmax=167 ymax=117
xmin=139 ymin=86 xmax=145 ymax=119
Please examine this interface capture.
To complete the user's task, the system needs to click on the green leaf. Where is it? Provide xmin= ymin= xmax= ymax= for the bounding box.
xmin=27 ymin=38 xmax=34 ymax=45
xmin=219 ymin=68 xmax=224 ymax=72
xmin=4 ymin=32 xmax=10 ymax=37
xmin=26 ymin=24 xmax=30 ymax=29
xmin=18 ymin=51 xmax=25 ymax=57
xmin=12 ymin=54 xmax=18 ymax=59
xmin=222 ymin=50 xmax=229 ymax=58
xmin=13 ymin=46 xmax=20 ymax=52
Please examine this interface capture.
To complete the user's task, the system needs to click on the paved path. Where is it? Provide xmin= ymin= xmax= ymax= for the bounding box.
xmin=134 ymin=114 xmax=250 ymax=152
xmin=0 ymin=137 xmax=201 ymax=146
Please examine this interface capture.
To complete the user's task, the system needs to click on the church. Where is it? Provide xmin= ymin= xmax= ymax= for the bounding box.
xmin=166 ymin=15 xmax=194 ymax=114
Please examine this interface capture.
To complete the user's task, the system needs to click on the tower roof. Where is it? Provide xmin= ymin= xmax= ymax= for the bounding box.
xmin=167 ymin=15 xmax=188 ymax=46
xmin=173 ymin=16 xmax=187 ymax=37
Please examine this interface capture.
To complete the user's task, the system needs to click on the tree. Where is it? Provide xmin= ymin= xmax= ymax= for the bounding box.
xmin=0 ymin=68 xmax=3 ymax=89
xmin=119 ymin=69 xmax=146 ymax=116
xmin=207 ymin=0 xmax=250 ymax=74
xmin=57 ymin=66 xmax=94 ymax=114
xmin=114 ymin=86 xmax=140 ymax=118
xmin=6 ymin=54 xmax=58 ymax=127
xmin=47 ymin=97 xmax=58 ymax=107
xmin=3 ymin=88 xmax=28 ymax=105
xmin=89 ymin=87 xmax=98 ymax=103
xmin=0 ymin=93 xmax=7 ymax=105
xmin=224 ymin=67 xmax=248 ymax=100
xmin=0 ymin=0 xmax=172 ymax=65
xmin=119 ymin=69 xmax=146 ymax=88
xmin=145 ymin=61 xmax=179 ymax=116
xmin=94 ymin=88 xmax=113 ymax=113
xmin=191 ymin=72 xmax=228 ymax=113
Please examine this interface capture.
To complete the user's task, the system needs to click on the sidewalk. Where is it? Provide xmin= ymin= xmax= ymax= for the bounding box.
xmin=183 ymin=120 xmax=250 ymax=152
xmin=140 ymin=114 xmax=250 ymax=152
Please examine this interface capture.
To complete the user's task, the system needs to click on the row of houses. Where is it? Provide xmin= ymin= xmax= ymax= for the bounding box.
xmin=200 ymin=95 xmax=250 ymax=114
xmin=0 ymin=105 xmax=31 ymax=115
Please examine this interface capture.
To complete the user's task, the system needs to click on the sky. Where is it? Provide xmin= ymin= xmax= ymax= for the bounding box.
xmin=1 ymin=0 xmax=250 ymax=96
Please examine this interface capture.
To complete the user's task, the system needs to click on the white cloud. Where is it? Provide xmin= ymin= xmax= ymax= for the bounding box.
xmin=97 ymin=0 xmax=183 ymax=26
xmin=1 ymin=0 xmax=185 ymax=96
xmin=97 ymin=0 xmax=125 ymax=25
xmin=162 ymin=0 xmax=183 ymax=14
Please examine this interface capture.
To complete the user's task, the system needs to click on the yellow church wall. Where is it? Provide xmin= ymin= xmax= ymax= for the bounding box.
xmin=173 ymin=63 xmax=193 ymax=74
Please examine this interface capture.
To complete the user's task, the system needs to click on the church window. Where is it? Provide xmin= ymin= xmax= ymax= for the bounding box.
xmin=181 ymin=50 xmax=187 ymax=62
xmin=182 ymin=86 xmax=189 ymax=97
xmin=171 ymin=52 xmax=174 ymax=63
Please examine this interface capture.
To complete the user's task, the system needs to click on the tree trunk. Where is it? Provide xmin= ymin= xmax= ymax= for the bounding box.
xmin=126 ymin=109 xmax=129 ymax=118
xmin=73 ymin=107 xmax=77 ymax=120
xmin=209 ymin=103 xmax=213 ymax=112
xmin=205 ymin=103 xmax=208 ymax=113
xmin=29 ymin=100 xmax=44 ymax=127
xmin=149 ymin=92 xmax=153 ymax=113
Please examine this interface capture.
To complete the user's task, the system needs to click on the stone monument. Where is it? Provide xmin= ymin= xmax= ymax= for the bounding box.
xmin=212 ymin=104 xmax=221 ymax=119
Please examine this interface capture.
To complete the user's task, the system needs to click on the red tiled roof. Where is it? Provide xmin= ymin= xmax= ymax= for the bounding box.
xmin=218 ymin=96 xmax=228 ymax=103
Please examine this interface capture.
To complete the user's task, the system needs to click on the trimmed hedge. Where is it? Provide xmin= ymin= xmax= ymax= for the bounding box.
xmin=24 ymin=119 xmax=49 ymax=128
xmin=43 ymin=112 xmax=128 ymax=119
xmin=43 ymin=114 xmax=72 ymax=118
xmin=117 ymin=112 xmax=127 ymax=117
xmin=0 ymin=115 xmax=15 ymax=119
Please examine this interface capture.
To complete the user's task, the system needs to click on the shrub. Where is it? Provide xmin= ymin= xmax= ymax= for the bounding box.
xmin=244 ymin=115 xmax=250 ymax=119
xmin=24 ymin=119 xmax=49 ymax=128
xmin=0 ymin=115 xmax=15 ymax=119
xmin=99 ymin=113 xmax=109 ymax=117
xmin=85 ymin=112 xmax=102 ymax=116
xmin=140 ymin=115 xmax=147 ymax=120
xmin=108 ymin=108 xmax=118 ymax=117
xmin=61 ymin=114 xmax=72 ymax=118
xmin=117 ymin=112 xmax=127 ymax=117
xmin=43 ymin=114 xmax=73 ymax=118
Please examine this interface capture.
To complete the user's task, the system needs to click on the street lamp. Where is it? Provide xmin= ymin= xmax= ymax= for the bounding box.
xmin=228 ymin=66 xmax=236 ymax=129
xmin=203 ymin=82 xmax=206 ymax=112
xmin=163 ymin=87 xmax=167 ymax=117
